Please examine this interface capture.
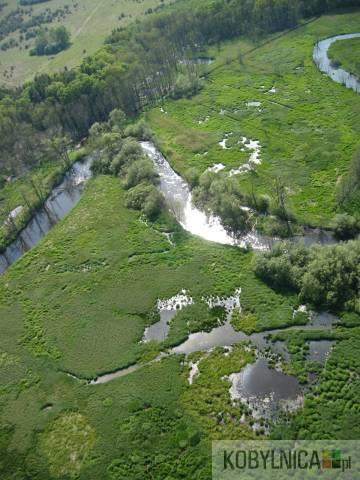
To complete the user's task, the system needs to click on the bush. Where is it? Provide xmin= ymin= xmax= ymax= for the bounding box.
xmin=331 ymin=214 xmax=360 ymax=240
xmin=123 ymin=159 xmax=159 ymax=190
xmin=125 ymin=183 xmax=163 ymax=220
xmin=257 ymin=194 xmax=270 ymax=214
xmin=193 ymin=174 xmax=250 ymax=235
xmin=253 ymin=240 xmax=360 ymax=313
xmin=124 ymin=120 xmax=153 ymax=141
xmin=171 ymin=74 xmax=203 ymax=99
xmin=111 ymin=138 xmax=143 ymax=175
xmin=30 ymin=26 xmax=71 ymax=56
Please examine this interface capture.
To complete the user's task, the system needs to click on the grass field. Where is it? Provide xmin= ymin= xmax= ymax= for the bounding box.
xmin=0 ymin=0 xmax=174 ymax=86
xmin=146 ymin=11 xmax=360 ymax=226
xmin=328 ymin=36 xmax=360 ymax=78
xmin=0 ymin=171 xmax=305 ymax=477
xmin=1 ymin=8 xmax=360 ymax=478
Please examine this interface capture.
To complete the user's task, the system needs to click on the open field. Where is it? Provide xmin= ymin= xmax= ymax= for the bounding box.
xmin=1 ymin=166 xmax=358 ymax=477
xmin=147 ymin=11 xmax=360 ymax=226
xmin=0 ymin=173 xmax=304 ymax=476
xmin=0 ymin=0 xmax=173 ymax=86
xmin=328 ymin=36 xmax=360 ymax=78
xmin=0 ymin=6 xmax=360 ymax=477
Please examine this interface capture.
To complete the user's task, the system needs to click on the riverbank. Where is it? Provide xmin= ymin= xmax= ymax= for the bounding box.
xmin=328 ymin=35 xmax=360 ymax=79
xmin=146 ymin=11 xmax=360 ymax=226
xmin=0 ymin=148 xmax=86 ymax=254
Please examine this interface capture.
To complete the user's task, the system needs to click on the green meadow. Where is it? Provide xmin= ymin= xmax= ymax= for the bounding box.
xmin=147 ymin=11 xmax=360 ymax=226
xmin=328 ymin=36 xmax=360 ymax=78
xmin=0 ymin=7 xmax=360 ymax=478
xmin=0 ymin=0 xmax=173 ymax=86
xmin=0 ymin=173 xmax=304 ymax=477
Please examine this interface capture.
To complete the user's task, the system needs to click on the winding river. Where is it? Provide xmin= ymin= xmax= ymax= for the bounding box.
xmin=90 ymin=33 xmax=360 ymax=399
xmin=141 ymin=142 xmax=335 ymax=249
xmin=2 ymin=33 xmax=357 ymax=275
xmin=0 ymin=34 xmax=357 ymax=408
xmin=313 ymin=33 xmax=360 ymax=93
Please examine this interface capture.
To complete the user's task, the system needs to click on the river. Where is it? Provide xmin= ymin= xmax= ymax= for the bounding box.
xmin=313 ymin=33 xmax=360 ymax=93
xmin=0 ymin=158 xmax=92 ymax=274
xmin=2 ymin=32 xmax=358 ymax=275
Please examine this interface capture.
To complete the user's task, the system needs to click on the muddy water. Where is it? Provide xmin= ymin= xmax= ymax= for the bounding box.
xmin=0 ymin=158 xmax=92 ymax=275
xmin=313 ymin=33 xmax=360 ymax=93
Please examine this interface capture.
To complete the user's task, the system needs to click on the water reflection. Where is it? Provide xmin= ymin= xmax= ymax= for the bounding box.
xmin=0 ymin=157 xmax=92 ymax=274
xmin=313 ymin=33 xmax=360 ymax=93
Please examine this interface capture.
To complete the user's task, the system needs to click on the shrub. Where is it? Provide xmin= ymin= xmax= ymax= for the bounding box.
xmin=124 ymin=120 xmax=153 ymax=141
xmin=123 ymin=159 xmax=159 ymax=189
xmin=331 ymin=214 xmax=360 ymax=240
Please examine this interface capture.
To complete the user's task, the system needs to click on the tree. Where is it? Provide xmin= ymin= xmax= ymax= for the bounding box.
xmin=31 ymin=26 xmax=71 ymax=56
xmin=331 ymin=214 xmax=360 ymax=240
xmin=108 ymin=109 xmax=126 ymax=134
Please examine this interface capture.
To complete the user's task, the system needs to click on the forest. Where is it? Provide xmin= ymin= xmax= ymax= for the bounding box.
xmin=1 ymin=0 xmax=359 ymax=176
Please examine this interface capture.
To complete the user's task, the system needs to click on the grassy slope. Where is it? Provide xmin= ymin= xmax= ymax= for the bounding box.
xmin=328 ymin=36 xmax=360 ymax=78
xmin=0 ymin=174 xmax=302 ymax=477
xmin=0 ymin=0 xmax=174 ymax=86
xmin=146 ymin=11 xmax=360 ymax=226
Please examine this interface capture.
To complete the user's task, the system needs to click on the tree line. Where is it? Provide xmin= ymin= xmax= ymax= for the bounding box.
xmin=0 ymin=0 xmax=359 ymax=177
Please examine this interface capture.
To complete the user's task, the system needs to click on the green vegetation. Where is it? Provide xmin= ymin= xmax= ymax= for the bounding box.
xmin=0 ymin=169 xmax=300 ymax=476
xmin=231 ymin=310 xmax=258 ymax=334
xmin=38 ymin=412 xmax=96 ymax=478
xmin=272 ymin=327 xmax=360 ymax=440
xmin=0 ymin=0 xmax=173 ymax=85
xmin=182 ymin=345 xmax=256 ymax=439
xmin=253 ymin=240 xmax=360 ymax=313
xmin=30 ymin=25 xmax=70 ymax=56
xmin=147 ymin=11 xmax=360 ymax=226
xmin=328 ymin=36 xmax=360 ymax=78
xmin=164 ymin=304 xmax=226 ymax=348
xmin=0 ymin=0 xmax=360 ymax=477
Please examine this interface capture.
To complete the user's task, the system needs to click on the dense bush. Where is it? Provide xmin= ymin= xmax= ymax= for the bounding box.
xmin=331 ymin=213 xmax=360 ymax=240
xmin=253 ymin=240 xmax=360 ymax=312
xmin=123 ymin=159 xmax=159 ymax=190
xmin=193 ymin=173 xmax=250 ymax=235
xmin=89 ymin=110 xmax=163 ymax=221
xmin=30 ymin=26 xmax=70 ymax=56
xmin=125 ymin=183 xmax=163 ymax=220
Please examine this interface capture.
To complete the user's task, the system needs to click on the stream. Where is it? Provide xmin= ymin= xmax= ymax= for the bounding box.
xmin=1 ymin=33 xmax=358 ymax=274
xmin=1 ymin=32 xmax=356 ymax=421
xmin=0 ymin=157 xmax=92 ymax=274
xmin=141 ymin=142 xmax=335 ymax=249
xmin=313 ymin=33 xmax=360 ymax=93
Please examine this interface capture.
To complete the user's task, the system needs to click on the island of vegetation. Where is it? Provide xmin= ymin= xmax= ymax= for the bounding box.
xmin=30 ymin=25 xmax=70 ymax=56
